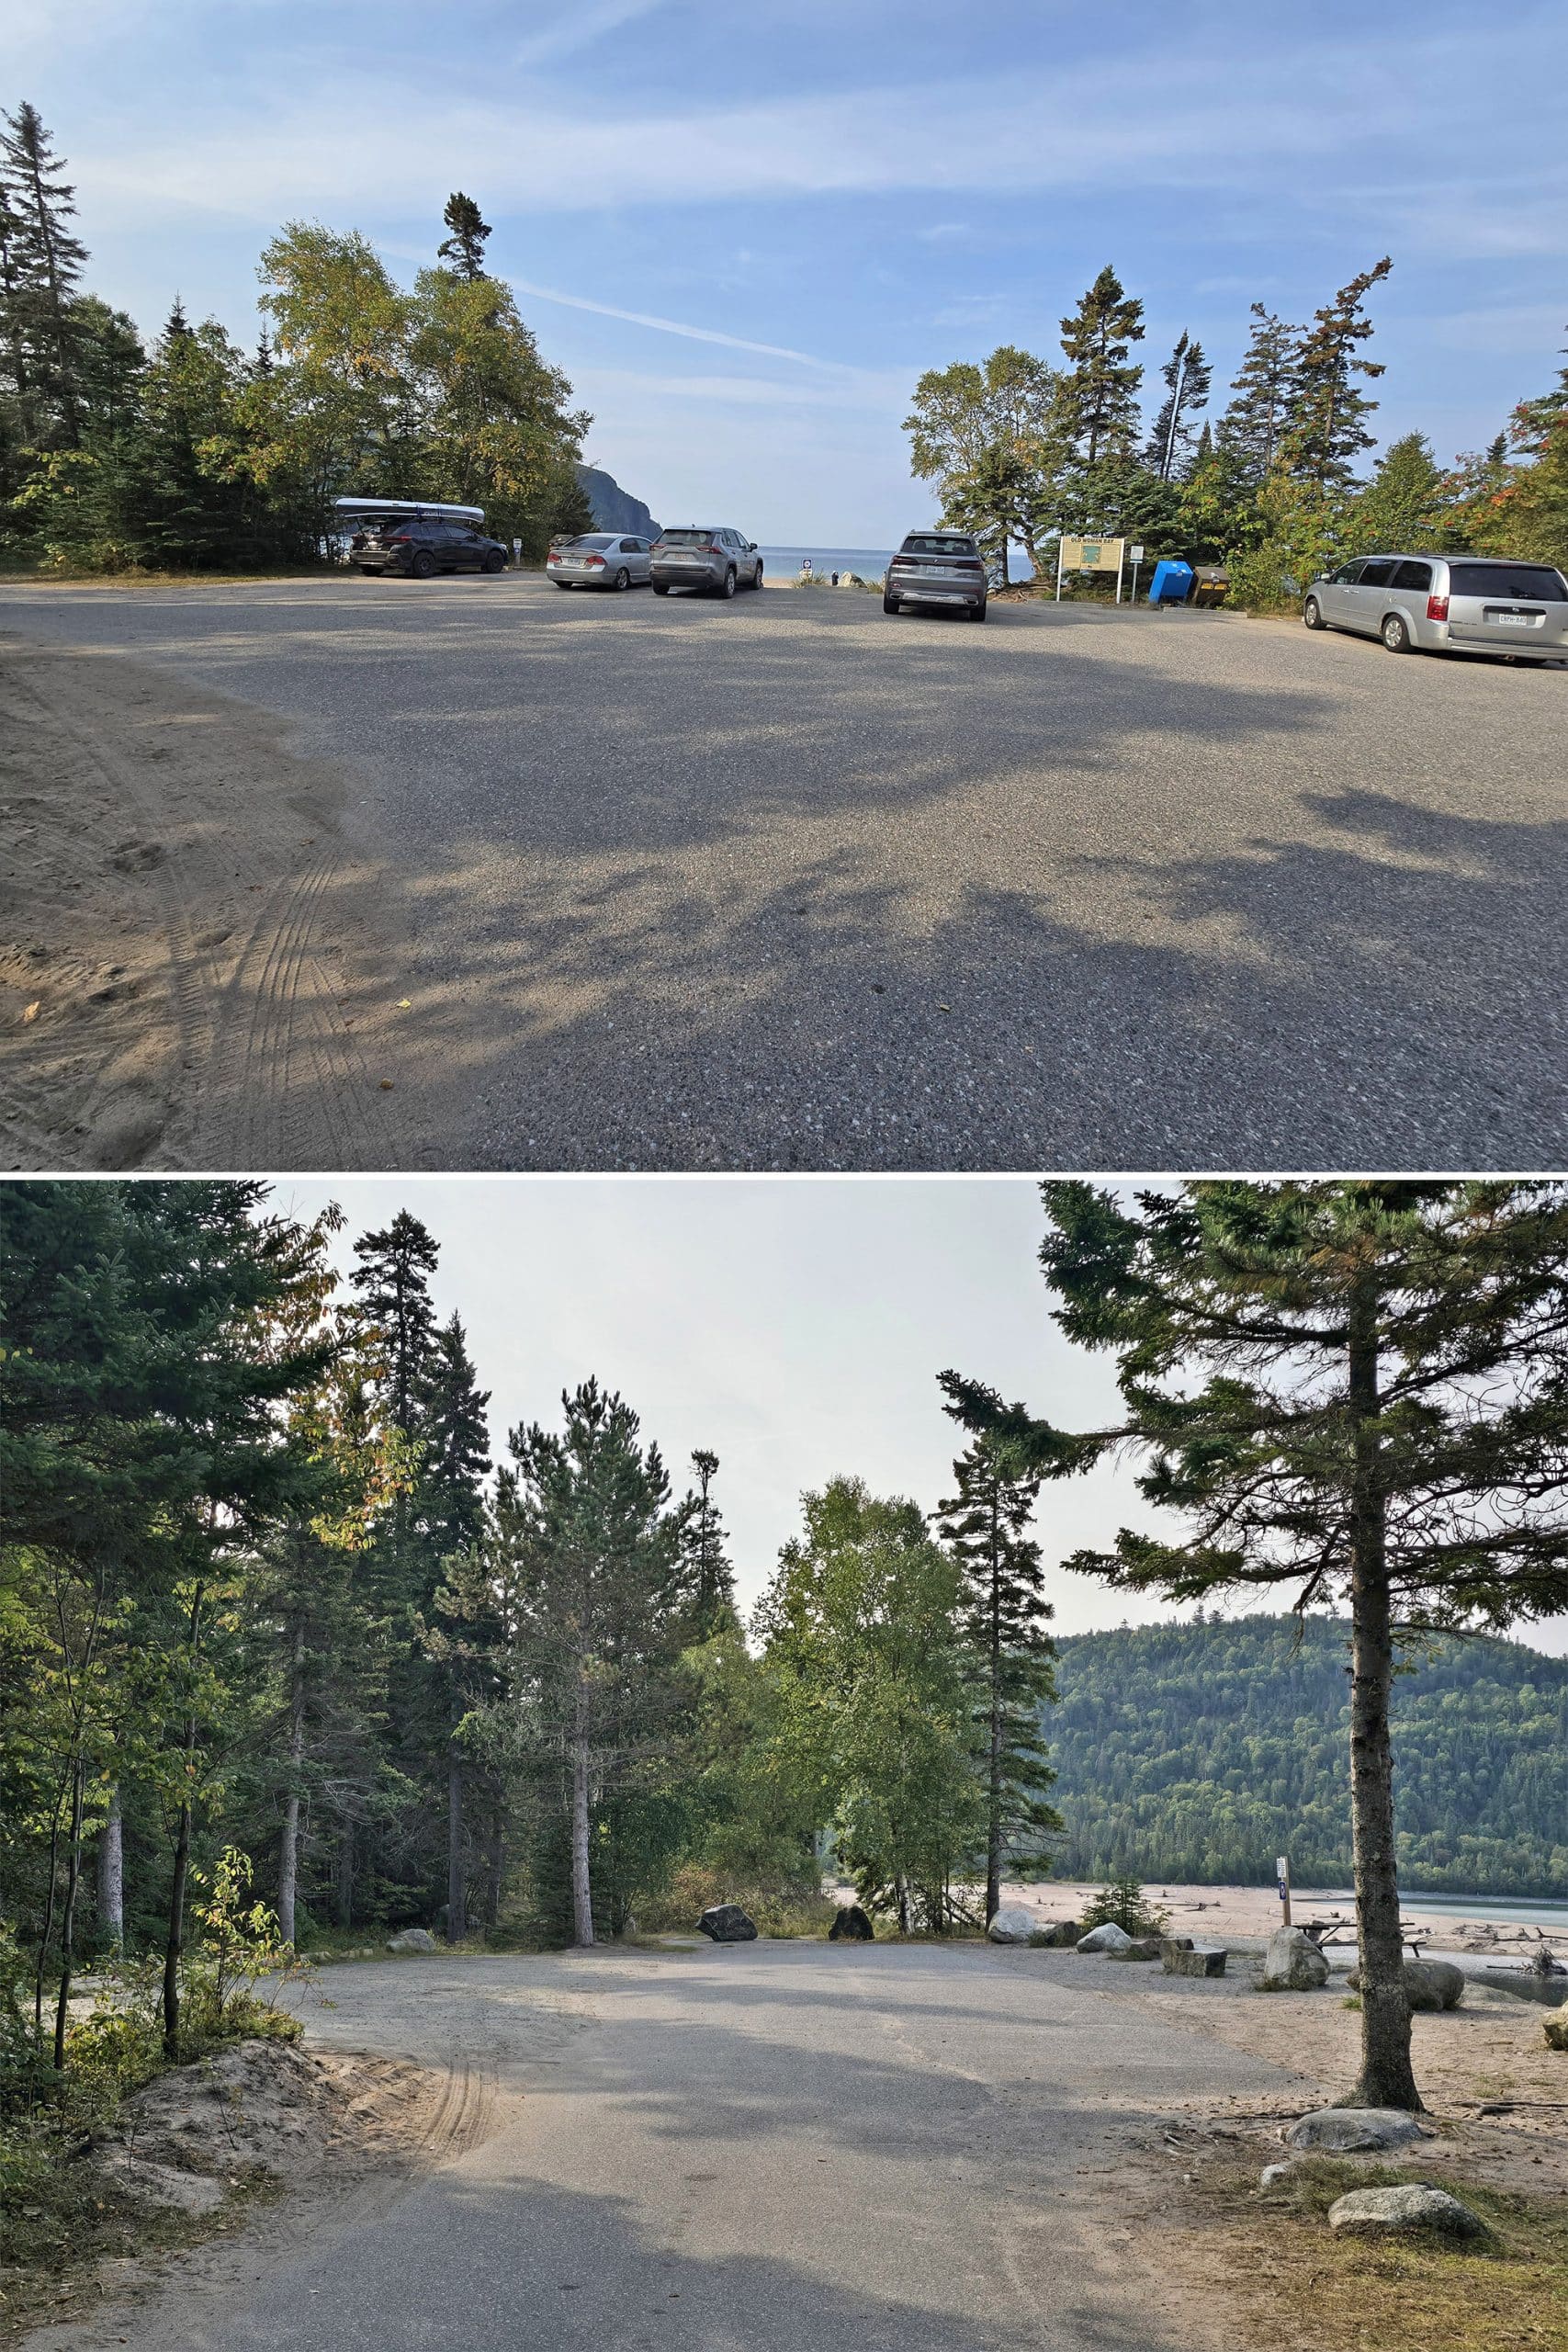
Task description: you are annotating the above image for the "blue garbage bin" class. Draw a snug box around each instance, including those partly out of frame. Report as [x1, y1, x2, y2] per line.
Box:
[1149, 560, 1194, 606]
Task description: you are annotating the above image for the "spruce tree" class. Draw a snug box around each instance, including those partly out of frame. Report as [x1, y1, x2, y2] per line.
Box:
[350, 1212, 441, 1440]
[1145, 332, 1213, 482]
[1347, 431, 1447, 555]
[1, 102, 87, 446]
[438, 192, 493, 281]
[1281, 258, 1393, 495]
[942, 1180, 1568, 2112]
[1218, 304, 1301, 487]
[1058, 266, 1145, 466]
[935, 1424, 1060, 1922]
[680, 1449, 738, 1635]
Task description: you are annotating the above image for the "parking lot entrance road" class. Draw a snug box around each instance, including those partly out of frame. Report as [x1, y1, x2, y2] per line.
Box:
[1, 575, 1563, 1170]
[32, 1938, 1297, 2352]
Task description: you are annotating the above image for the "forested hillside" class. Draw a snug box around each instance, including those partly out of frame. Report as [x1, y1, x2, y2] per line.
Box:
[1050, 1617, 1568, 1897]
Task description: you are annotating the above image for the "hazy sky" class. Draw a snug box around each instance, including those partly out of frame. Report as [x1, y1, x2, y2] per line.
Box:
[272, 1174, 1568, 1661]
[8, 0, 1566, 542]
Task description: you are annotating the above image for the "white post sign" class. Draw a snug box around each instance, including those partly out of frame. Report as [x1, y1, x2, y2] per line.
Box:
[512, 537, 522, 567]
[1129, 544, 1145, 604]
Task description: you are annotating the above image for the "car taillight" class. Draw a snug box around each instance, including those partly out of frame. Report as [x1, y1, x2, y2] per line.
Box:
[1427, 593, 1449, 621]
[583, 554, 605, 568]
[392, 531, 412, 542]
[708, 542, 724, 555]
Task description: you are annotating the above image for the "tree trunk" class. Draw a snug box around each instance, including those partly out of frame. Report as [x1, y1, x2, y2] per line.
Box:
[447, 1755, 467, 1944]
[986, 1499, 1003, 1924]
[52, 1758, 86, 2071]
[277, 1623, 305, 1945]
[97, 1785, 124, 1953]
[570, 1676, 593, 1947]
[1345, 1272, 1421, 2112]
[164, 1586, 203, 2057]
[334, 1825, 354, 1929]
[485, 1815, 504, 1930]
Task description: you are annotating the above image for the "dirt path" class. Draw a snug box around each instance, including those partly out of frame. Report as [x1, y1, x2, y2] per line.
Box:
[0, 635, 426, 1170]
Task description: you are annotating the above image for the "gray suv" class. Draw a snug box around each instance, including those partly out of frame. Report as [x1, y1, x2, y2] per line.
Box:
[651, 527, 763, 597]
[885, 531, 987, 619]
[1303, 552, 1568, 662]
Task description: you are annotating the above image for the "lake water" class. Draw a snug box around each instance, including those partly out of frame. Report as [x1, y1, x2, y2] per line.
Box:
[1320, 1889, 1568, 1933]
[760, 544, 1037, 584]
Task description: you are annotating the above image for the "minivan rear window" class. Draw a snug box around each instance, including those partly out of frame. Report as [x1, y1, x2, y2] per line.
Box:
[901, 535, 976, 555]
[660, 529, 715, 547]
[1450, 561, 1568, 601]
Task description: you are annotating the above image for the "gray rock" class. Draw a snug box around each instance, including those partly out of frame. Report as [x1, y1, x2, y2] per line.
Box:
[1543, 1998, 1568, 2052]
[1106, 1935, 1165, 1962]
[1284, 2107, 1429, 2154]
[1260, 1927, 1330, 1991]
[1031, 1919, 1082, 1948]
[1259, 2160, 1298, 2188]
[1348, 1959, 1463, 2012]
[387, 1927, 438, 1953]
[1164, 1942, 1227, 1978]
[1476, 1966, 1568, 2007]
[987, 1905, 1038, 1944]
[828, 1904, 874, 1942]
[1076, 1922, 1135, 1955]
[697, 1903, 758, 1943]
[1327, 2184, 1484, 2239]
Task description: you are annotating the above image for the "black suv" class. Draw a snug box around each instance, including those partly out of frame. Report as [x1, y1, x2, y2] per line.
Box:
[354, 517, 510, 578]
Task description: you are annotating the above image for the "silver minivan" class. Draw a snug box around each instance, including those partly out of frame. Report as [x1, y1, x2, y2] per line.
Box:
[1303, 552, 1568, 662]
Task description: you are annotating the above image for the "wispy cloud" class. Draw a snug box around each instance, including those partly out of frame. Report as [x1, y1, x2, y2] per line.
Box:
[512, 0, 668, 71]
[506, 277, 846, 370]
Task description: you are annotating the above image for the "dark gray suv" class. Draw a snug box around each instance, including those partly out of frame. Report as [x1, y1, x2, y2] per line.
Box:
[651, 527, 764, 597]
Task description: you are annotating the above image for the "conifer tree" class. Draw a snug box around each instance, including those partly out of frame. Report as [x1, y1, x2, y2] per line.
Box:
[438, 192, 493, 281]
[1281, 258, 1393, 495]
[680, 1449, 738, 1635]
[0, 102, 87, 445]
[1218, 304, 1301, 487]
[935, 1423, 1060, 1923]
[942, 1180, 1568, 2112]
[506, 1381, 684, 1946]
[1058, 266, 1145, 466]
[1145, 332, 1212, 481]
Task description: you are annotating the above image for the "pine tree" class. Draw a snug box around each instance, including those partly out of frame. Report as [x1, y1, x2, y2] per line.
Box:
[1281, 258, 1393, 495]
[0, 103, 87, 447]
[350, 1212, 441, 1440]
[935, 1425, 1060, 1922]
[438, 192, 493, 281]
[679, 1450, 738, 1636]
[1145, 333, 1213, 482]
[1218, 304, 1301, 487]
[507, 1381, 684, 1946]
[423, 1316, 491, 1559]
[1058, 266, 1145, 465]
[942, 1179, 1568, 2112]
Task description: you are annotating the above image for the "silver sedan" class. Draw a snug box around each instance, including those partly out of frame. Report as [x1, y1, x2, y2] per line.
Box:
[547, 534, 655, 591]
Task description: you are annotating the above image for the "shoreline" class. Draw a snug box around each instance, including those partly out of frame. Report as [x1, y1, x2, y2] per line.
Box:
[985, 1879, 1568, 1951]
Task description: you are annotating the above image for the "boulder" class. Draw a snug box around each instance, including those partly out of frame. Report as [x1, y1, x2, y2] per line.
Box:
[1164, 1942, 1227, 1979]
[1076, 1922, 1135, 1955]
[697, 1903, 758, 1944]
[1543, 1999, 1568, 2052]
[1260, 1927, 1329, 1991]
[1327, 2184, 1484, 2240]
[1031, 1919, 1082, 1948]
[387, 1927, 438, 1953]
[829, 1904, 875, 1943]
[987, 1905, 1038, 1945]
[1476, 1967, 1568, 2007]
[1258, 2160, 1298, 2189]
[1106, 1935, 1165, 1962]
[1284, 2108, 1429, 2154]
[1348, 1959, 1462, 2013]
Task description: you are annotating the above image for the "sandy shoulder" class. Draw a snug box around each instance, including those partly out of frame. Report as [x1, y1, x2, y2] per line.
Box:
[0, 634, 436, 1171]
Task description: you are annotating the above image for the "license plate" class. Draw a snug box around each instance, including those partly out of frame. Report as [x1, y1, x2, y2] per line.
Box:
[1487, 609, 1540, 628]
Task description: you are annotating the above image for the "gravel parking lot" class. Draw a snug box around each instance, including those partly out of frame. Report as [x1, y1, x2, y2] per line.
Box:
[2, 573, 1562, 1170]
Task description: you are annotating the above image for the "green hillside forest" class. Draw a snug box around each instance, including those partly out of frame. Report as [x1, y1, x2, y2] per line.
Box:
[1049, 1617, 1568, 1899]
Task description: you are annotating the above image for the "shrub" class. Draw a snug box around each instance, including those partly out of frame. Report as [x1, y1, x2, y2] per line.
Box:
[635, 1860, 834, 1939]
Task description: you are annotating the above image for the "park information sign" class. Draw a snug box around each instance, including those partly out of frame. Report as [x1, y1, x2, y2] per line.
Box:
[1062, 536, 1125, 573]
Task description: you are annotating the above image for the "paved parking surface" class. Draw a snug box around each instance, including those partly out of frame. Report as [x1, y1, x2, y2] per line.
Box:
[4, 573, 1563, 1169]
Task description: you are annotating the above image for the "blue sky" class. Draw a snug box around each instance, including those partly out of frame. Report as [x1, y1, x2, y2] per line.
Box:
[8, 0, 1567, 542]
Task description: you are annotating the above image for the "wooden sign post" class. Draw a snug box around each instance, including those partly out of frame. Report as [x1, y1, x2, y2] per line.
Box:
[1276, 1854, 1292, 1928]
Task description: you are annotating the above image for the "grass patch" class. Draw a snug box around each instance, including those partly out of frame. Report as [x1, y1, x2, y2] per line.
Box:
[1205, 2153, 1568, 2352]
